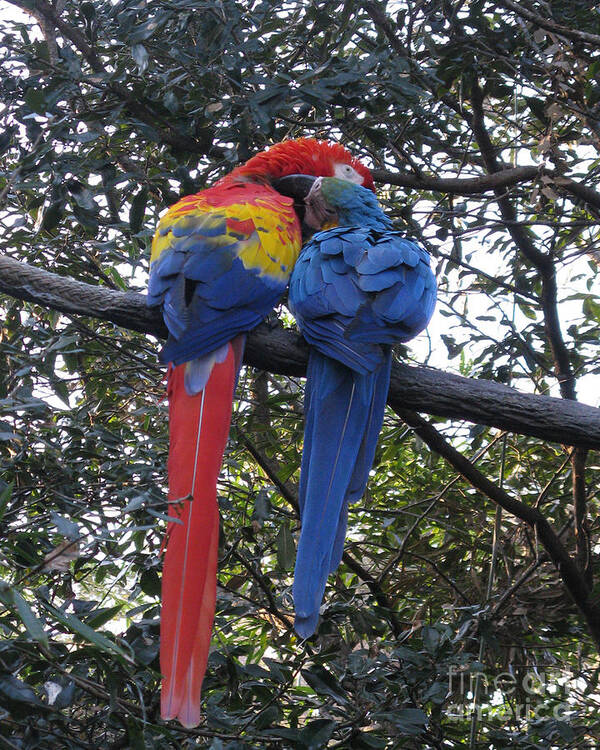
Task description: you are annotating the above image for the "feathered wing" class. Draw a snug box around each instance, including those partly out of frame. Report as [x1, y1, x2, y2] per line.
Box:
[290, 217, 436, 638]
[148, 182, 300, 366]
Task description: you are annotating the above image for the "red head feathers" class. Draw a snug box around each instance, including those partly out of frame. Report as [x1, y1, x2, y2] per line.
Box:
[230, 138, 375, 192]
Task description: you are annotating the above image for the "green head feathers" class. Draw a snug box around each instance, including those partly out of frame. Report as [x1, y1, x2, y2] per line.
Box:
[307, 177, 393, 230]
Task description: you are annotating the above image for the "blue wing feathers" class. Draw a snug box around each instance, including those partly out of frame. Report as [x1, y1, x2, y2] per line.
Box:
[160, 288, 280, 365]
[301, 318, 384, 374]
[149, 230, 286, 366]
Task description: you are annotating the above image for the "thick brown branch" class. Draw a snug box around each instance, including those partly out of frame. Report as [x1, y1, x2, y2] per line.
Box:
[373, 167, 600, 213]
[372, 166, 541, 194]
[557, 176, 600, 211]
[0, 255, 165, 337]
[391, 408, 600, 650]
[496, 0, 600, 47]
[2, 254, 600, 448]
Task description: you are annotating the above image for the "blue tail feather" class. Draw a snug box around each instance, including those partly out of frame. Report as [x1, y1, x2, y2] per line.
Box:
[326, 350, 392, 576]
[293, 351, 379, 638]
[289, 183, 437, 639]
[345, 350, 392, 506]
[328, 501, 348, 575]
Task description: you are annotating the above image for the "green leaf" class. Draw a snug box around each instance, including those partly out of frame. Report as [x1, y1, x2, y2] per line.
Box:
[525, 95, 549, 124]
[53, 681, 76, 709]
[301, 665, 348, 704]
[254, 703, 282, 729]
[423, 680, 447, 704]
[392, 708, 428, 735]
[108, 265, 128, 290]
[351, 732, 388, 748]
[422, 625, 441, 654]
[129, 188, 148, 234]
[50, 511, 80, 540]
[276, 521, 295, 570]
[140, 569, 161, 597]
[251, 488, 271, 525]
[129, 16, 166, 43]
[163, 91, 179, 113]
[25, 88, 46, 114]
[518, 302, 537, 320]
[85, 604, 124, 630]
[0, 675, 42, 706]
[147, 508, 180, 524]
[39, 201, 64, 233]
[13, 590, 49, 649]
[263, 727, 302, 741]
[45, 604, 133, 663]
[80, 2, 95, 20]
[298, 719, 336, 748]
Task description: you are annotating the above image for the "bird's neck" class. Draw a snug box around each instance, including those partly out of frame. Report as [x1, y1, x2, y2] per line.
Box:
[336, 208, 393, 231]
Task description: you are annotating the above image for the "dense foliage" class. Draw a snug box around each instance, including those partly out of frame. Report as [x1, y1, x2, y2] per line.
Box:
[1, 0, 600, 746]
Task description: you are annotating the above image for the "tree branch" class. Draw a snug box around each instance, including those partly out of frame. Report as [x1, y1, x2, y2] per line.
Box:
[471, 81, 577, 398]
[372, 165, 541, 194]
[390, 407, 600, 651]
[373, 167, 600, 213]
[2, 254, 600, 447]
[495, 0, 600, 47]
[8, 0, 218, 156]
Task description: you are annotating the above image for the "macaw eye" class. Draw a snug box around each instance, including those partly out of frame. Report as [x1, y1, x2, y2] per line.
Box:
[333, 162, 363, 184]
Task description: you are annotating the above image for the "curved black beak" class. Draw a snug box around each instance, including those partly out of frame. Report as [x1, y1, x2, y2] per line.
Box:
[272, 174, 318, 239]
[271, 174, 317, 200]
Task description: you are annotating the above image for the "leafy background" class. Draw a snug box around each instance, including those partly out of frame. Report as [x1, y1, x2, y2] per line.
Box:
[1, 0, 600, 747]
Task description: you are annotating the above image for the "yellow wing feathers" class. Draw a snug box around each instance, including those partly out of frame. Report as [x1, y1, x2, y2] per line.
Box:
[150, 186, 301, 283]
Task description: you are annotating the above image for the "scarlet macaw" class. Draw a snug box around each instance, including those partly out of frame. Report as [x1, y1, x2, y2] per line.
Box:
[288, 177, 437, 638]
[147, 140, 374, 727]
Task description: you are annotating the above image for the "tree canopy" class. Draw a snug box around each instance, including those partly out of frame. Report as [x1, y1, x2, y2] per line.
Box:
[1, 0, 600, 747]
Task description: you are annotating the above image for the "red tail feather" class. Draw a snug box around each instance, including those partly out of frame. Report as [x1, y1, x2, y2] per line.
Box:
[160, 343, 238, 726]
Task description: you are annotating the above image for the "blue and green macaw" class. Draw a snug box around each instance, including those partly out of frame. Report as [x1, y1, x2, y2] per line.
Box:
[289, 177, 437, 638]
